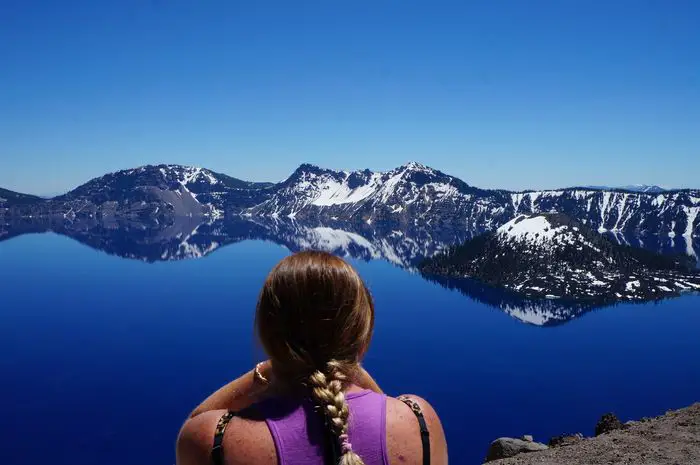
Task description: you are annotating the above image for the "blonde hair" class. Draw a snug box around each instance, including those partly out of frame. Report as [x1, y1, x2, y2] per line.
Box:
[255, 251, 374, 465]
[309, 360, 366, 465]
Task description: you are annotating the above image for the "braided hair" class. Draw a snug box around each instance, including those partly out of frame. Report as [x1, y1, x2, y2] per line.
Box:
[309, 361, 365, 465]
[255, 251, 375, 465]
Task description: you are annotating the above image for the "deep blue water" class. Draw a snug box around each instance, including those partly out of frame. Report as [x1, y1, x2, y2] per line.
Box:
[2, 233, 700, 465]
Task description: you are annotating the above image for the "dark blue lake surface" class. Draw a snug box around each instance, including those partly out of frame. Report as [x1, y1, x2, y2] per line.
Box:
[2, 231, 700, 465]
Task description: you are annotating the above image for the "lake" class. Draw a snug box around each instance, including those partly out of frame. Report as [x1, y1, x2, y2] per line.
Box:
[1, 221, 699, 465]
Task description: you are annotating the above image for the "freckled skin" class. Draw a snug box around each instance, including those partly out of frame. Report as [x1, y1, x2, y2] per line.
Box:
[177, 391, 449, 465]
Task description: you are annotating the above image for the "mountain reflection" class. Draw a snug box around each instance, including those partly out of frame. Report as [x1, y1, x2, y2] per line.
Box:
[1, 216, 697, 325]
[421, 274, 617, 326]
[0, 216, 475, 266]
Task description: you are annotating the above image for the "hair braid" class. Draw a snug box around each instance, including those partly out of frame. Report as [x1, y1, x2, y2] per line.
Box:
[309, 360, 366, 465]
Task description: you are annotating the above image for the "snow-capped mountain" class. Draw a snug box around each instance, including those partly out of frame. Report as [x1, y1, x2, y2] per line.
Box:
[1, 162, 698, 238]
[243, 162, 508, 230]
[621, 184, 667, 193]
[420, 213, 700, 302]
[65, 164, 271, 197]
[57, 164, 274, 215]
[582, 184, 667, 193]
[1, 165, 274, 219]
[243, 163, 699, 237]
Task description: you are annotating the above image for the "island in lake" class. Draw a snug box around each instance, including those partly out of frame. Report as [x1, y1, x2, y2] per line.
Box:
[419, 213, 700, 305]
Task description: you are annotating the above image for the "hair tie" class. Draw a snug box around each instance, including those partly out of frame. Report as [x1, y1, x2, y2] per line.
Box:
[339, 433, 353, 454]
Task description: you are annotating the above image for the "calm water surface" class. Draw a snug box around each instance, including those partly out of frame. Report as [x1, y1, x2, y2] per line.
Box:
[2, 233, 700, 464]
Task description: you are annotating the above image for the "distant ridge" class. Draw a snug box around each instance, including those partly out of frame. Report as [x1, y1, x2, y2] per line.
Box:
[579, 184, 668, 193]
[0, 187, 43, 204]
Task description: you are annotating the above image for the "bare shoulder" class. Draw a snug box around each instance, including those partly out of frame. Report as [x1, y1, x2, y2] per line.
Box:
[386, 395, 449, 465]
[176, 410, 223, 465]
[176, 409, 276, 465]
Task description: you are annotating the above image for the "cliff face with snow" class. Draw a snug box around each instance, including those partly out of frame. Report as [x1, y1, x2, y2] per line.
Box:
[1, 162, 698, 238]
[243, 162, 510, 233]
[510, 189, 700, 237]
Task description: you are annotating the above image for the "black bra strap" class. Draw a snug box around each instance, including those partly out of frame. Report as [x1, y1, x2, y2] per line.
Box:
[211, 411, 235, 465]
[398, 396, 431, 465]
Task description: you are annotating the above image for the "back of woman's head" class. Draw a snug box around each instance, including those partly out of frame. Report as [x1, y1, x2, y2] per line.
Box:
[255, 250, 374, 465]
[255, 250, 374, 380]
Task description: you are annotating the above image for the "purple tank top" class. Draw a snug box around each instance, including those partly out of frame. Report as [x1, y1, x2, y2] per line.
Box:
[258, 390, 390, 465]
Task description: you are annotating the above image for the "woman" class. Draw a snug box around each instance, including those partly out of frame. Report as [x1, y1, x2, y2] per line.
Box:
[177, 251, 448, 465]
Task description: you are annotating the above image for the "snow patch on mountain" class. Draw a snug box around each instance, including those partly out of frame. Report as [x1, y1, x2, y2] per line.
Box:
[310, 173, 382, 206]
[685, 206, 699, 237]
[498, 215, 565, 243]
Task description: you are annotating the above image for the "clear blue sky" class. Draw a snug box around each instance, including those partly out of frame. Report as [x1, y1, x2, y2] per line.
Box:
[1, 0, 698, 195]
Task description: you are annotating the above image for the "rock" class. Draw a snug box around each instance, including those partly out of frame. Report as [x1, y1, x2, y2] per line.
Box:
[521, 435, 534, 442]
[595, 413, 624, 436]
[485, 437, 549, 462]
[549, 433, 584, 448]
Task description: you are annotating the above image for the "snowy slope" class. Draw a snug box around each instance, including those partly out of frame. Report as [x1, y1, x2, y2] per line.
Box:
[244, 162, 510, 231]
[509, 189, 700, 237]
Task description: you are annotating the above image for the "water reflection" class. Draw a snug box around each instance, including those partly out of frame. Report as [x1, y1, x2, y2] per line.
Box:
[422, 273, 634, 326]
[2, 216, 698, 325]
[0, 216, 474, 267]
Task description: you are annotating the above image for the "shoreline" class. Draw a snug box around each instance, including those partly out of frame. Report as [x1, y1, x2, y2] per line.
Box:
[484, 402, 700, 464]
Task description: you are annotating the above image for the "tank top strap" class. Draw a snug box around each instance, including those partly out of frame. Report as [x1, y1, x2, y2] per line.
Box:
[211, 410, 236, 465]
[397, 396, 431, 465]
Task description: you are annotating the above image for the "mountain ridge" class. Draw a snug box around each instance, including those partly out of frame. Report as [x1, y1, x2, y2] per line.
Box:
[1, 162, 699, 237]
[3, 162, 694, 201]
